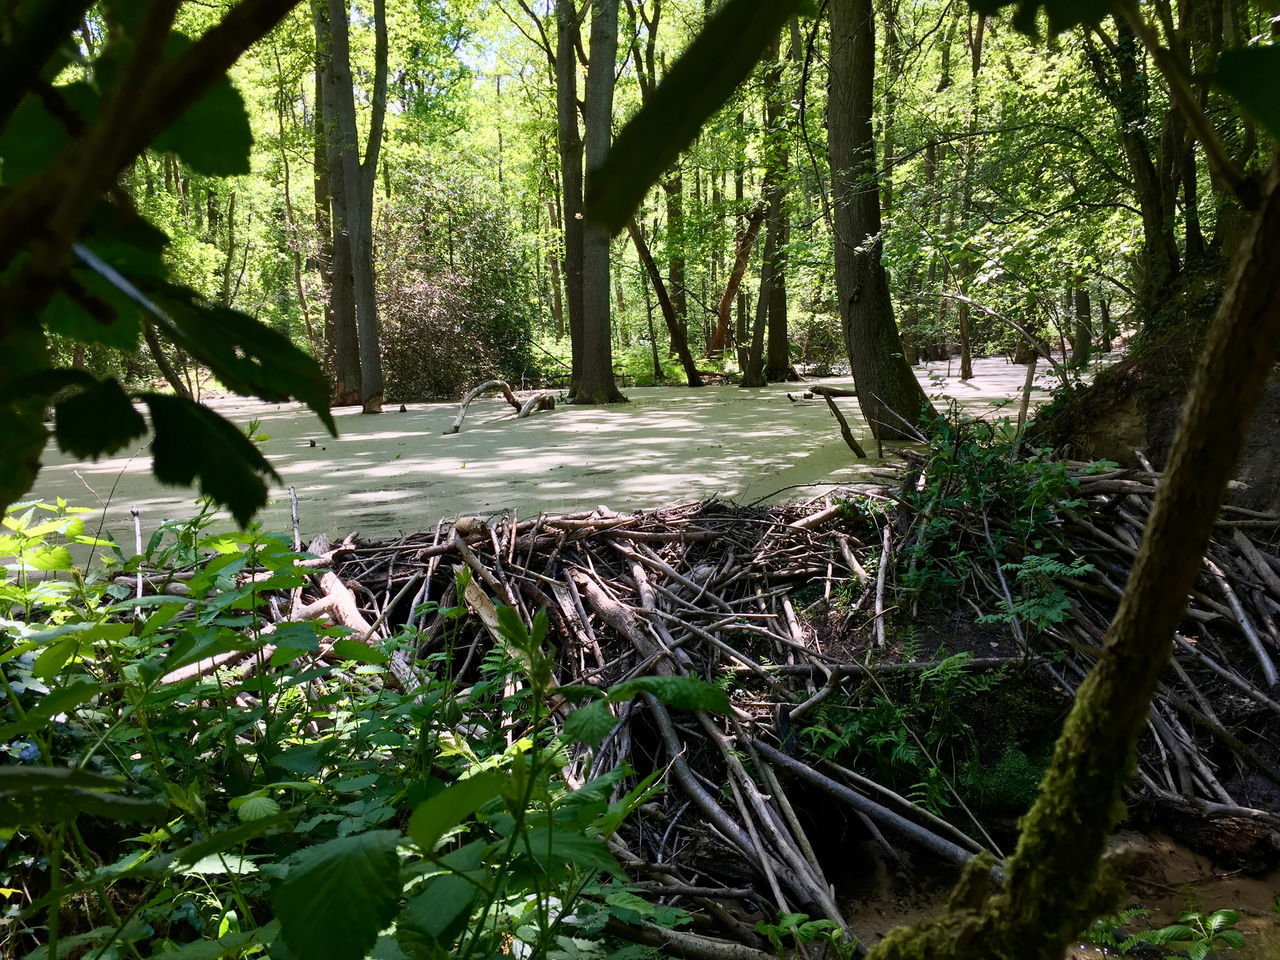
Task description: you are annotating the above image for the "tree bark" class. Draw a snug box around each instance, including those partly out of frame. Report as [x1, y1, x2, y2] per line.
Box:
[956, 12, 984, 382]
[1072, 284, 1092, 368]
[710, 201, 766, 354]
[326, 0, 388, 414]
[557, 0, 586, 392]
[869, 157, 1280, 960]
[142, 320, 192, 399]
[742, 182, 781, 387]
[574, 0, 625, 404]
[627, 218, 703, 387]
[1085, 22, 1183, 314]
[313, 0, 360, 406]
[664, 167, 688, 351]
[764, 33, 796, 383]
[828, 0, 935, 440]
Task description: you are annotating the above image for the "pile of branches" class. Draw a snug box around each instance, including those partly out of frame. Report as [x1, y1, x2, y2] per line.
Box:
[163, 466, 1280, 956]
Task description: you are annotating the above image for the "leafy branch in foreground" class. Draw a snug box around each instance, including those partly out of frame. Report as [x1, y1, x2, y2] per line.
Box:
[0, 0, 332, 525]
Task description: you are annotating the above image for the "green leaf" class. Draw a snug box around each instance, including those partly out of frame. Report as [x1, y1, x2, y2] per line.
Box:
[142, 392, 278, 527]
[54, 377, 146, 459]
[563, 700, 618, 747]
[175, 814, 293, 867]
[147, 284, 334, 433]
[397, 874, 476, 953]
[136, 922, 278, 959]
[331, 638, 388, 664]
[32, 635, 80, 680]
[0, 767, 166, 827]
[522, 826, 624, 878]
[273, 830, 402, 960]
[20, 919, 149, 960]
[181, 853, 259, 876]
[152, 35, 252, 176]
[608, 675, 730, 713]
[236, 796, 281, 822]
[14, 544, 73, 571]
[0, 680, 100, 741]
[407, 770, 505, 852]
[0, 84, 98, 185]
[1215, 46, 1280, 140]
[586, 0, 808, 232]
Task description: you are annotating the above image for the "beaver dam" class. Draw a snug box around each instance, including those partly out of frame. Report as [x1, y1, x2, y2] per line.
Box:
[149, 446, 1280, 957]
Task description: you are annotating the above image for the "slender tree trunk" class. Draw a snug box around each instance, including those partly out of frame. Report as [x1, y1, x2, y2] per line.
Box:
[764, 32, 797, 383]
[557, 0, 585, 392]
[545, 200, 565, 338]
[664, 167, 687, 351]
[275, 43, 316, 355]
[627, 218, 703, 386]
[219, 191, 236, 307]
[639, 261, 661, 381]
[710, 201, 767, 353]
[313, 0, 360, 406]
[143, 320, 192, 399]
[1100, 297, 1113, 352]
[743, 183, 781, 387]
[829, 0, 935, 439]
[574, 0, 624, 404]
[326, 0, 388, 414]
[956, 12, 984, 381]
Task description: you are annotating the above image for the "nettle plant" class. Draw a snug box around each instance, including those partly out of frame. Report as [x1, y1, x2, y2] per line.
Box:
[0, 500, 727, 960]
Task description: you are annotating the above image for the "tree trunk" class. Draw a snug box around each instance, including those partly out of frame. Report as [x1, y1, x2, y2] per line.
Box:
[664, 167, 687, 351]
[326, 0, 387, 414]
[313, 0, 360, 406]
[829, 0, 935, 440]
[956, 12, 984, 381]
[574, 0, 624, 404]
[710, 201, 767, 354]
[1100, 297, 1113, 352]
[1072, 284, 1092, 368]
[1086, 23, 1182, 314]
[557, 0, 585, 393]
[142, 320, 192, 399]
[627, 218, 703, 387]
[545, 200, 565, 339]
[869, 158, 1280, 960]
[742, 183, 780, 388]
[764, 33, 796, 383]
[219, 191, 236, 307]
[275, 43, 316, 355]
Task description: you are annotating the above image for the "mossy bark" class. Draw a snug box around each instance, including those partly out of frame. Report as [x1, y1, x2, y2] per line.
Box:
[867, 160, 1280, 959]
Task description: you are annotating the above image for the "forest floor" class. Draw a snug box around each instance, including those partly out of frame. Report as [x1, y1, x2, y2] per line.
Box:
[31, 355, 1065, 545]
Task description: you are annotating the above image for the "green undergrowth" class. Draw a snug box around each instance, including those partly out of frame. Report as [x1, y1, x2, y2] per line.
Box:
[797, 410, 1094, 829]
[0, 498, 728, 960]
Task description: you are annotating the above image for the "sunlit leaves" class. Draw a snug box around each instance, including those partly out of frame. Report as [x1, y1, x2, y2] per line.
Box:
[587, 0, 811, 232]
[153, 35, 254, 177]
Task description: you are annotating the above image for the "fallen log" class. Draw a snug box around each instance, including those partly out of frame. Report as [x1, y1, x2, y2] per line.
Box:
[444, 380, 555, 434]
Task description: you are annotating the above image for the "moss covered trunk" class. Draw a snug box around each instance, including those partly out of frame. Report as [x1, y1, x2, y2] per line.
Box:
[868, 159, 1280, 959]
